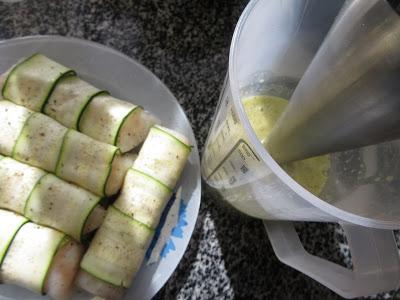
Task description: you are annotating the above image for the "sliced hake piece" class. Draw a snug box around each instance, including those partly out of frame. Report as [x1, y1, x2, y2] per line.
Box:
[75, 269, 126, 300]
[44, 238, 84, 299]
[0, 210, 28, 266]
[80, 206, 154, 288]
[13, 112, 67, 172]
[56, 130, 119, 196]
[0, 100, 32, 156]
[82, 205, 107, 236]
[79, 94, 157, 153]
[25, 173, 102, 241]
[2, 53, 75, 111]
[134, 125, 192, 189]
[114, 168, 172, 228]
[105, 152, 137, 197]
[44, 75, 106, 129]
[0, 223, 66, 294]
[0, 157, 46, 214]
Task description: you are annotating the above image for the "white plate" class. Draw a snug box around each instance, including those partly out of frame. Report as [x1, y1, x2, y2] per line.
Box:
[0, 36, 201, 300]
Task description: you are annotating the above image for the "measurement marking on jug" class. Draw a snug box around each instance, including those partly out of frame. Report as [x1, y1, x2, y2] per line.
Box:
[231, 108, 239, 124]
[222, 166, 229, 176]
[206, 139, 260, 182]
[229, 160, 236, 171]
[243, 145, 253, 158]
[216, 138, 221, 149]
[238, 149, 246, 161]
[226, 120, 231, 133]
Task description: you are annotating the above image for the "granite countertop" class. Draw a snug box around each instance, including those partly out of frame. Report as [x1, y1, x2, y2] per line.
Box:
[0, 1, 398, 299]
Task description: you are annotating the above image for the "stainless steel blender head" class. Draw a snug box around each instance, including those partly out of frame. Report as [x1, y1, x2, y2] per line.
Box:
[266, 0, 400, 163]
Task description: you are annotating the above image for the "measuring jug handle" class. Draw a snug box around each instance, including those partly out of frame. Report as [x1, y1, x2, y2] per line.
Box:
[264, 221, 400, 298]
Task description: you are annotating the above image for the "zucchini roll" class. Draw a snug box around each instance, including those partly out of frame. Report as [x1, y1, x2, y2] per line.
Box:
[0, 210, 83, 299]
[1, 54, 75, 112]
[77, 126, 191, 299]
[0, 156, 105, 241]
[78, 94, 158, 153]
[0, 100, 135, 197]
[1, 53, 157, 153]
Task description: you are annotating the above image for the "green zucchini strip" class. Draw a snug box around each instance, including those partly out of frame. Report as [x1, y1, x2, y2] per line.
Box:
[2, 53, 76, 112]
[80, 205, 154, 288]
[25, 173, 102, 241]
[0, 100, 32, 157]
[0, 222, 66, 294]
[0, 157, 46, 214]
[43, 75, 108, 129]
[79, 94, 156, 153]
[55, 129, 119, 196]
[133, 125, 192, 189]
[0, 210, 28, 266]
[13, 112, 67, 172]
[114, 168, 173, 228]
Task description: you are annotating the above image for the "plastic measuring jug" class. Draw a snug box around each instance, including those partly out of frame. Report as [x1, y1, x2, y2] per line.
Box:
[201, 0, 400, 297]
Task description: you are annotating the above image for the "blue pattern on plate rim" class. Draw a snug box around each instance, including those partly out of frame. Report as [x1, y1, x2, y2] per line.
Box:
[146, 193, 188, 262]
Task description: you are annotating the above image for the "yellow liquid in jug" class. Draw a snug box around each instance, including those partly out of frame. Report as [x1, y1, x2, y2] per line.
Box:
[242, 95, 330, 196]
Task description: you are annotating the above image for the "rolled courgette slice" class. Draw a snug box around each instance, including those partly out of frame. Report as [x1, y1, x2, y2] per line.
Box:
[2, 53, 157, 153]
[114, 168, 172, 229]
[56, 130, 119, 196]
[80, 205, 154, 288]
[79, 126, 191, 294]
[0, 157, 104, 240]
[0, 222, 66, 294]
[25, 173, 102, 241]
[134, 125, 192, 189]
[3, 101, 125, 196]
[0, 210, 28, 266]
[13, 112, 68, 172]
[79, 94, 156, 153]
[0, 100, 32, 156]
[2, 53, 76, 111]
[43, 75, 107, 129]
[0, 157, 46, 214]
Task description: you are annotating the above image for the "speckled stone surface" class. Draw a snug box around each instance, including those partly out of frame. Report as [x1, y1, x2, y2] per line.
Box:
[0, 1, 398, 299]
